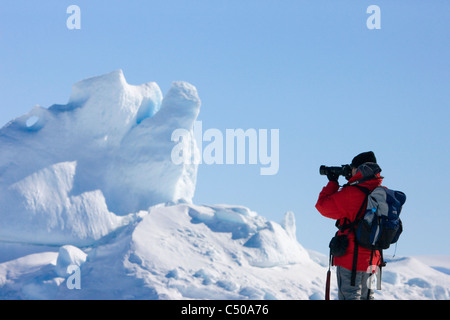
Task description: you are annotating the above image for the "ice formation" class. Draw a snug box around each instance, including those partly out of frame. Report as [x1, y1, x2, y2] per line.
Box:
[0, 70, 200, 245]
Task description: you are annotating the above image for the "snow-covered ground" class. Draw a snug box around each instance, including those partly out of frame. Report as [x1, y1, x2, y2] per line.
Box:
[0, 71, 448, 300]
[0, 202, 448, 300]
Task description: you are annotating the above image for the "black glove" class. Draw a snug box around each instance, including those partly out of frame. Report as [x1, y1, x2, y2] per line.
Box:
[327, 172, 339, 182]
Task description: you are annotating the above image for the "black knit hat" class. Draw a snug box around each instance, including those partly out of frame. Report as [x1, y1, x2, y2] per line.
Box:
[351, 151, 377, 168]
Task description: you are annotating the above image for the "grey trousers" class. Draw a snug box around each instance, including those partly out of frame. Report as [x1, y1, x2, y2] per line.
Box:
[336, 266, 374, 300]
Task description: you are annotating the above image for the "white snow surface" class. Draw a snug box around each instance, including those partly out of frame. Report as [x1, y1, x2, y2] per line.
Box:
[0, 71, 448, 299]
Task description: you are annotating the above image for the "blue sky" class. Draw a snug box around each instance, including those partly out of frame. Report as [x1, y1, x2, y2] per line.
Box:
[1, 1, 449, 256]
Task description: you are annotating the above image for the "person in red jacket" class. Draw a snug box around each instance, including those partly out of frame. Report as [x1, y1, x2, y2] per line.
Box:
[316, 151, 382, 300]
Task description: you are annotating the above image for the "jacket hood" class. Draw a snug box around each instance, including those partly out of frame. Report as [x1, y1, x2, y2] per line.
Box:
[347, 162, 383, 188]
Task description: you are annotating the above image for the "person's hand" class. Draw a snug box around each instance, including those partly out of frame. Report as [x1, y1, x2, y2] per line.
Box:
[327, 172, 339, 182]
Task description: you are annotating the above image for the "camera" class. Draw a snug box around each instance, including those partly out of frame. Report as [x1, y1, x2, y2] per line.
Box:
[319, 164, 352, 180]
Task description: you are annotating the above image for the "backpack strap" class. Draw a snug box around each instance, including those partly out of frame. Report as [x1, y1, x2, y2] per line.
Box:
[349, 186, 370, 287]
[334, 185, 372, 287]
[353, 185, 370, 196]
[336, 186, 370, 233]
[351, 239, 359, 286]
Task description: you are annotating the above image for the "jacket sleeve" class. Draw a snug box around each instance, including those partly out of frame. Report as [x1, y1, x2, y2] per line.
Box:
[316, 183, 365, 221]
[315, 181, 346, 220]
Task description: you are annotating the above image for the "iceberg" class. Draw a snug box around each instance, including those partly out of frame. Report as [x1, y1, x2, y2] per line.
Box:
[0, 70, 200, 245]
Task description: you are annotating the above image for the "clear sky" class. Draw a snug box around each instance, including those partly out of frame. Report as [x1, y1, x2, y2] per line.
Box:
[1, 1, 449, 256]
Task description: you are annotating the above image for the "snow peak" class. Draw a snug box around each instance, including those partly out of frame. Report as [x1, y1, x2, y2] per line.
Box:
[181, 304, 215, 317]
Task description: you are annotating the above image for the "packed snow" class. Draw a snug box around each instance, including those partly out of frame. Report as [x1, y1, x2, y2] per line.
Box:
[0, 71, 448, 300]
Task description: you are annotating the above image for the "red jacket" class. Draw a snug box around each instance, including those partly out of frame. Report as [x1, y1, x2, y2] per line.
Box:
[315, 172, 382, 271]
